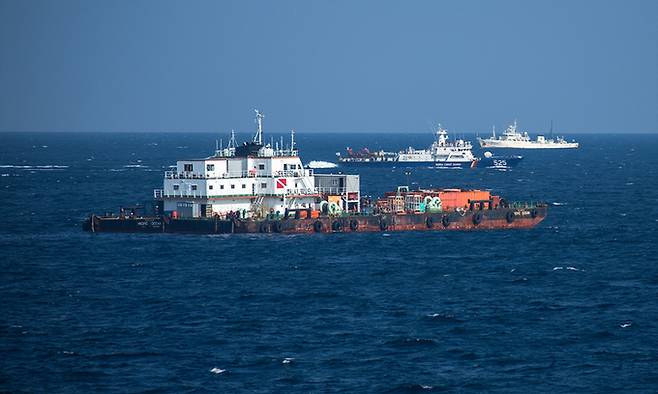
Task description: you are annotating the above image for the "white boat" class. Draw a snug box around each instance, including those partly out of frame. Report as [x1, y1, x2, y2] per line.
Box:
[478, 121, 579, 149]
[395, 125, 477, 168]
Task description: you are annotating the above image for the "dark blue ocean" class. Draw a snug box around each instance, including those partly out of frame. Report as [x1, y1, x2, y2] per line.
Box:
[1, 132, 658, 393]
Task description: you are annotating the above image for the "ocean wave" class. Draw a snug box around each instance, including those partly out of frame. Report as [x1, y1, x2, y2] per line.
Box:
[306, 160, 338, 169]
[385, 383, 441, 392]
[425, 312, 463, 323]
[0, 164, 69, 169]
[282, 357, 294, 364]
[385, 337, 437, 347]
[210, 367, 226, 374]
[553, 266, 583, 271]
[123, 164, 149, 168]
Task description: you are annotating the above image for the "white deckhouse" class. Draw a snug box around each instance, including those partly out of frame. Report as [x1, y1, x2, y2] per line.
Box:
[155, 110, 359, 218]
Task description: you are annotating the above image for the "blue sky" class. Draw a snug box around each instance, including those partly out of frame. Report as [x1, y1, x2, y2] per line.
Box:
[0, 0, 656, 133]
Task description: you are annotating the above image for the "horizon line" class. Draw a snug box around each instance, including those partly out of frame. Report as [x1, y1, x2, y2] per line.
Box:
[1, 130, 658, 135]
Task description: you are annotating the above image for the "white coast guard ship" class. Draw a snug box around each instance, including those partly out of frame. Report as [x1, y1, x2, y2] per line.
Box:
[154, 110, 360, 219]
[478, 121, 579, 149]
[395, 125, 477, 167]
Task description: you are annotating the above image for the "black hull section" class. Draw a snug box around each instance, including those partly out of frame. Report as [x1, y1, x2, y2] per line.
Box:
[83, 206, 547, 235]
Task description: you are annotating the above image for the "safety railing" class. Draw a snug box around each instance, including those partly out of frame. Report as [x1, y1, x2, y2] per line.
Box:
[165, 169, 312, 180]
[316, 187, 346, 195]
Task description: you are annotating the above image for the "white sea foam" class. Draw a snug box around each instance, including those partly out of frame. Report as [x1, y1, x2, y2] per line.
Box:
[210, 367, 226, 374]
[307, 160, 338, 169]
[553, 266, 564, 270]
[1, 174, 9, 177]
[566, 266, 581, 271]
[620, 322, 632, 328]
[123, 164, 149, 168]
[551, 202, 567, 206]
[282, 357, 294, 364]
[0, 164, 68, 169]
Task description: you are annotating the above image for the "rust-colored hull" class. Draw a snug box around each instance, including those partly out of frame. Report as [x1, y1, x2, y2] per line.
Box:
[83, 206, 547, 234]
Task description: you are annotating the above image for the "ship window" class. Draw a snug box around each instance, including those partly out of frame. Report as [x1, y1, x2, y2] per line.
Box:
[290, 164, 296, 170]
[242, 184, 246, 189]
[220, 185, 224, 190]
[284, 164, 288, 170]
[258, 164, 265, 170]
[191, 185, 197, 191]
[231, 184, 235, 189]
[173, 185, 180, 190]
[295, 183, 298, 188]
[206, 164, 214, 171]
[184, 164, 193, 172]
[209, 185, 213, 190]
[261, 183, 267, 188]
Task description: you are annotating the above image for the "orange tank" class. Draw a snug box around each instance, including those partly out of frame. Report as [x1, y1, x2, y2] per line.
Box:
[438, 190, 491, 211]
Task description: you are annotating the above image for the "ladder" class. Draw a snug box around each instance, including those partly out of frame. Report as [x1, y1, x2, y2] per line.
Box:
[251, 195, 265, 218]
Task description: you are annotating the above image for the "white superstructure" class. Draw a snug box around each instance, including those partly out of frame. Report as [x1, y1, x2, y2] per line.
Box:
[154, 110, 360, 218]
[478, 121, 579, 149]
[396, 125, 477, 166]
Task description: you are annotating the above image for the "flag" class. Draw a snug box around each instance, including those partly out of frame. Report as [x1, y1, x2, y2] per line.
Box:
[276, 178, 287, 189]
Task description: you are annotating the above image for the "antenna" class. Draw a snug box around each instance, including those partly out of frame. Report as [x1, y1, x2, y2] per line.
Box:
[228, 129, 237, 150]
[550, 120, 554, 138]
[290, 129, 295, 151]
[253, 109, 264, 145]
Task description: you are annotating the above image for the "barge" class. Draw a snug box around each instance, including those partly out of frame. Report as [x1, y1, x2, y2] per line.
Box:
[83, 111, 546, 234]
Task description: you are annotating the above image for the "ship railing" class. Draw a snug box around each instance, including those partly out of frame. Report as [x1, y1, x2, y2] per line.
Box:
[165, 170, 309, 180]
[274, 170, 305, 177]
[262, 148, 299, 157]
[507, 201, 541, 209]
[316, 187, 346, 195]
[153, 189, 164, 199]
[162, 190, 206, 198]
[285, 188, 320, 196]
